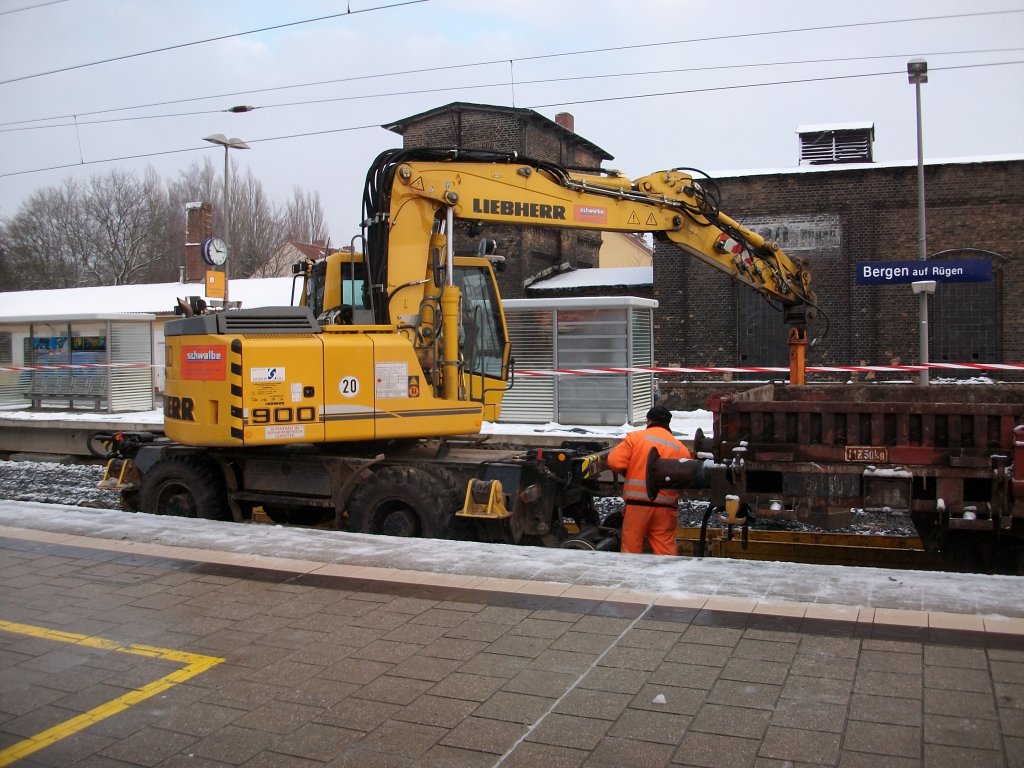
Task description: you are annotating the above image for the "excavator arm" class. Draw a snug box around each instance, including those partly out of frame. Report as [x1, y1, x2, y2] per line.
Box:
[362, 148, 816, 383]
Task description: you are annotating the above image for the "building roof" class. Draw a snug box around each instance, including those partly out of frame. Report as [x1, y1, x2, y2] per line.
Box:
[382, 101, 614, 162]
[528, 266, 653, 291]
[0, 277, 297, 321]
[796, 122, 875, 134]
[709, 152, 1024, 180]
[283, 240, 336, 261]
[504, 295, 657, 310]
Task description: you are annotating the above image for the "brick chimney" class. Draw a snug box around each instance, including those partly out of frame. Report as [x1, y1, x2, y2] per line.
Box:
[555, 112, 575, 133]
[184, 201, 213, 283]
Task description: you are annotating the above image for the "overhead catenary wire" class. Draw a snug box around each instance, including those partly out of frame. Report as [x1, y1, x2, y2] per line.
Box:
[0, 0, 69, 16]
[1, 7, 1021, 126]
[526, 59, 1024, 110]
[0, 57, 1020, 181]
[1, 52, 1020, 136]
[0, 0, 431, 86]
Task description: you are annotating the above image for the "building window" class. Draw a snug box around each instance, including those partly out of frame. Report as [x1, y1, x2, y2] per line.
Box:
[931, 281, 999, 370]
[0, 332, 11, 364]
[737, 288, 788, 371]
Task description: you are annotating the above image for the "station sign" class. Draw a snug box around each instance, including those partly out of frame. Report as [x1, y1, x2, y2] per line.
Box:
[856, 258, 992, 286]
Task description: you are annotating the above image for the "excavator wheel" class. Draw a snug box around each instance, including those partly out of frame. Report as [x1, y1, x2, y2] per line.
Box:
[347, 465, 460, 539]
[139, 455, 230, 521]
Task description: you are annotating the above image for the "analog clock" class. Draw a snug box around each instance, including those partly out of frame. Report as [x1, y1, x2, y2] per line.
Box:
[201, 237, 228, 266]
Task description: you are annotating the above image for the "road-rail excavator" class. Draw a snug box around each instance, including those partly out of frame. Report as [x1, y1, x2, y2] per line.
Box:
[101, 148, 817, 547]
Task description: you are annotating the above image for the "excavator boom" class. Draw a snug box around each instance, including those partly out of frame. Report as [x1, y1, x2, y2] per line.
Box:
[362, 148, 816, 382]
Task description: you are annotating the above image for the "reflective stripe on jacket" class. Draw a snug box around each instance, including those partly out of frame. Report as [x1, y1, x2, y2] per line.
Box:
[607, 425, 691, 507]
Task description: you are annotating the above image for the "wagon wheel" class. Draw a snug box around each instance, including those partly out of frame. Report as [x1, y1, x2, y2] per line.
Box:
[139, 456, 230, 521]
[347, 465, 460, 539]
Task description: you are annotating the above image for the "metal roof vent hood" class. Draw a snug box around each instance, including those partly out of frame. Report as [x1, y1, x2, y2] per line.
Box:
[797, 122, 875, 165]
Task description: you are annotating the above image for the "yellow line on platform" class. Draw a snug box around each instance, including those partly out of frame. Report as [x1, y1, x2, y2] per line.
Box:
[0, 620, 224, 766]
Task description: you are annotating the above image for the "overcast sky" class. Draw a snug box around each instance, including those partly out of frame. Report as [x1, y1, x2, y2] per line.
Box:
[1, 0, 1021, 244]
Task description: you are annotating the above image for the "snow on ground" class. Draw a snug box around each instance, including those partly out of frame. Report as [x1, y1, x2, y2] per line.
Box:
[1, 403, 1018, 621]
[1, 500, 1021, 620]
[0, 406, 713, 442]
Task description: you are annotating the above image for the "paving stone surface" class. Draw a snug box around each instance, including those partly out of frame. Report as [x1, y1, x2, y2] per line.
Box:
[1, 535, 1022, 768]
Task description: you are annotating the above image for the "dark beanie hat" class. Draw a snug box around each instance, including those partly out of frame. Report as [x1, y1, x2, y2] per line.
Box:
[646, 405, 672, 425]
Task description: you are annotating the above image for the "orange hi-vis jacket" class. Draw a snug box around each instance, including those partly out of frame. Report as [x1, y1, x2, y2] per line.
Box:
[607, 425, 692, 508]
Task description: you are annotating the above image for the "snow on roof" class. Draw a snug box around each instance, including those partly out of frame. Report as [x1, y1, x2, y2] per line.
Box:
[796, 122, 875, 133]
[504, 295, 657, 310]
[708, 152, 1024, 179]
[528, 266, 652, 291]
[0, 277, 297, 321]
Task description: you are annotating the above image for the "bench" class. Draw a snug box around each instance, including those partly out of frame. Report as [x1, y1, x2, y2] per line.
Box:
[24, 372, 108, 410]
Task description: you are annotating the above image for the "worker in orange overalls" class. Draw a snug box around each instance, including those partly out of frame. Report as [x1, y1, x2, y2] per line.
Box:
[607, 405, 691, 555]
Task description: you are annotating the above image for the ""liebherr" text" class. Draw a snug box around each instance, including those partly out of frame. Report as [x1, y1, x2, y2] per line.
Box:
[472, 199, 566, 220]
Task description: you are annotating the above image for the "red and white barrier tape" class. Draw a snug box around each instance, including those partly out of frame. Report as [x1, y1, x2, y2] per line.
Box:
[1, 361, 1022, 377]
[0, 362, 153, 373]
[515, 362, 1024, 377]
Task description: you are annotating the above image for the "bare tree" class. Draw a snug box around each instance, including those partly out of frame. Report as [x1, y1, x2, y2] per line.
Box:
[80, 168, 166, 285]
[281, 187, 328, 245]
[0, 159, 329, 289]
[147, 158, 223, 283]
[2, 179, 91, 289]
[234, 168, 283, 278]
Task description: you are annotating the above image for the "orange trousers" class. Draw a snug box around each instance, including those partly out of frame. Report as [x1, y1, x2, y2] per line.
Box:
[620, 503, 678, 555]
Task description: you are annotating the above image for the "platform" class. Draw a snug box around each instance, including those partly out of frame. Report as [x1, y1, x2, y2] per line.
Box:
[1, 503, 1022, 767]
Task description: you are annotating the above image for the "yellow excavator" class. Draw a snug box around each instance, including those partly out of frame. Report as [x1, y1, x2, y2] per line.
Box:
[103, 148, 816, 543]
[162, 148, 815, 449]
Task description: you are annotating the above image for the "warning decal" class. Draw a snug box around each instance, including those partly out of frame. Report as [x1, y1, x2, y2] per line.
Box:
[375, 362, 409, 399]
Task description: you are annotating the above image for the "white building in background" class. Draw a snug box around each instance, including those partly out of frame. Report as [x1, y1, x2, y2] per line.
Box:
[0, 268, 655, 423]
[0, 277, 296, 408]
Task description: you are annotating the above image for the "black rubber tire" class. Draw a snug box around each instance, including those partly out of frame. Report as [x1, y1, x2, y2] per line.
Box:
[347, 465, 459, 539]
[120, 490, 140, 512]
[139, 456, 230, 521]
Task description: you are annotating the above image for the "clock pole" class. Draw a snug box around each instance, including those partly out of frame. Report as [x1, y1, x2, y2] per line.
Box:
[203, 134, 250, 306]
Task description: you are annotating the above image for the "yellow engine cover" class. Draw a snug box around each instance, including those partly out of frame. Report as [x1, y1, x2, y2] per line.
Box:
[163, 326, 484, 447]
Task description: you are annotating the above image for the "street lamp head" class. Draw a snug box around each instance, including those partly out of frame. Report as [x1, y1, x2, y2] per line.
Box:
[203, 133, 250, 150]
[907, 59, 928, 85]
[911, 280, 937, 295]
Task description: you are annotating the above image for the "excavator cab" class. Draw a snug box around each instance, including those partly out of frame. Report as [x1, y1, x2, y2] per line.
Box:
[295, 251, 372, 325]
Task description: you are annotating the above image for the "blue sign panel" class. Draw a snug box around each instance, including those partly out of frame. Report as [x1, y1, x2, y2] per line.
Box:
[856, 259, 993, 286]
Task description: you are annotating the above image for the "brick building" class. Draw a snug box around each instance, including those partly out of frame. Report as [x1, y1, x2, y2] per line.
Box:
[383, 102, 613, 299]
[657, 157, 1024, 375]
[384, 103, 1023, 376]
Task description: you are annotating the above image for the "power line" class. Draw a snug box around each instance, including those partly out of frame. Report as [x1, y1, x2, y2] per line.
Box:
[525, 59, 1024, 110]
[0, 124, 383, 178]
[0, 108, 230, 134]
[0, 0, 69, 16]
[2, 59, 1019, 181]
[0, 0, 429, 86]
[2, 8, 1020, 126]
[513, 9, 1024, 65]
[1, 47, 1019, 135]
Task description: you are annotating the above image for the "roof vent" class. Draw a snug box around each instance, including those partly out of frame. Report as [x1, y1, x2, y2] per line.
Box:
[797, 122, 874, 165]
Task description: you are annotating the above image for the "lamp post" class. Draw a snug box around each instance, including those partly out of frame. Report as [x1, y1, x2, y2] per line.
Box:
[203, 133, 250, 304]
[907, 59, 929, 384]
